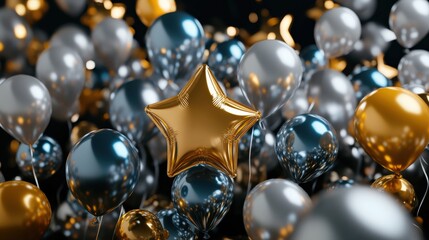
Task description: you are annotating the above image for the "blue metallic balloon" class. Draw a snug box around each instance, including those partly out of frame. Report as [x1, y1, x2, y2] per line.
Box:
[300, 45, 327, 81]
[275, 114, 338, 183]
[16, 135, 63, 179]
[329, 178, 355, 190]
[146, 12, 205, 81]
[157, 208, 196, 240]
[66, 129, 139, 216]
[207, 39, 246, 88]
[172, 164, 234, 236]
[350, 67, 392, 102]
[239, 123, 265, 161]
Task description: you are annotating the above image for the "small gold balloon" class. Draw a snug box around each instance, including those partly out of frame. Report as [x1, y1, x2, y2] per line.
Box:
[70, 121, 98, 145]
[115, 209, 168, 240]
[0, 180, 52, 240]
[6, 0, 48, 24]
[136, 0, 176, 26]
[371, 174, 416, 211]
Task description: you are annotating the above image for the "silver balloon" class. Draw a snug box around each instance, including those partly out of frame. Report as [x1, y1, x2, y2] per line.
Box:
[335, 0, 377, 20]
[306, 69, 357, 133]
[352, 23, 396, 60]
[282, 87, 309, 120]
[16, 135, 62, 179]
[92, 17, 133, 70]
[55, 0, 86, 17]
[109, 79, 163, 142]
[50, 25, 94, 63]
[398, 50, 429, 90]
[237, 40, 303, 118]
[255, 130, 278, 172]
[239, 123, 265, 160]
[0, 75, 52, 145]
[172, 164, 234, 236]
[402, 83, 426, 94]
[389, 0, 429, 49]
[157, 209, 196, 240]
[290, 186, 423, 240]
[299, 45, 327, 81]
[243, 179, 312, 240]
[276, 114, 339, 183]
[36, 46, 85, 121]
[314, 7, 361, 58]
[146, 12, 205, 81]
[0, 8, 32, 58]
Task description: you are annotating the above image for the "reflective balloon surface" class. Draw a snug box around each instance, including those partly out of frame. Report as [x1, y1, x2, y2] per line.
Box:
[255, 130, 278, 172]
[66, 129, 140, 216]
[110, 79, 163, 142]
[0, 181, 51, 240]
[50, 24, 94, 63]
[55, 0, 86, 16]
[0, 8, 32, 58]
[290, 187, 423, 240]
[372, 174, 416, 211]
[0, 74, 52, 145]
[146, 12, 205, 81]
[243, 179, 312, 240]
[237, 40, 303, 118]
[314, 7, 361, 58]
[115, 209, 168, 240]
[350, 67, 392, 102]
[239, 123, 265, 160]
[389, 0, 429, 48]
[282, 87, 309, 120]
[335, 0, 377, 20]
[306, 69, 357, 133]
[352, 23, 396, 60]
[398, 50, 429, 91]
[36, 46, 85, 120]
[172, 164, 234, 234]
[207, 39, 246, 88]
[354, 87, 429, 173]
[136, 0, 176, 26]
[299, 44, 327, 81]
[276, 114, 338, 183]
[157, 208, 196, 240]
[16, 135, 63, 179]
[92, 17, 133, 70]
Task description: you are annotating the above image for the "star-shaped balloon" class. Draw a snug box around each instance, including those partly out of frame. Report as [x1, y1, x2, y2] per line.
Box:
[145, 65, 260, 177]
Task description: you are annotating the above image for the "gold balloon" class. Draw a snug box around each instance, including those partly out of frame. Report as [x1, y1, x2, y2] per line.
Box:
[136, 0, 176, 26]
[115, 209, 168, 240]
[145, 65, 260, 177]
[6, 0, 48, 24]
[371, 174, 416, 211]
[0, 180, 52, 240]
[354, 87, 429, 173]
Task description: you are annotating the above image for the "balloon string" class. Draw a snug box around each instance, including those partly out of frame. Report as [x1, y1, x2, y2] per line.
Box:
[29, 145, 40, 188]
[95, 215, 103, 240]
[307, 101, 315, 113]
[417, 156, 429, 217]
[83, 216, 89, 240]
[246, 126, 255, 195]
[112, 206, 125, 240]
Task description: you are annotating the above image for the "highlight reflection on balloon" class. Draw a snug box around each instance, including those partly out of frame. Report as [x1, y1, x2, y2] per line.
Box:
[115, 209, 168, 240]
[350, 67, 392, 102]
[398, 50, 429, 91]
[372, 174, 416, 211]
[157, 208, 196, 240]
[0, 8, 32, 58]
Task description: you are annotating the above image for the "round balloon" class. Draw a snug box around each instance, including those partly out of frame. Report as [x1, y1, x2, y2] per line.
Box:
[389, 0, 429, 49]
[0, 75, 52, 145]
[290, 186, 423, 240]
[351, 23, 396, 60]
[335, 0, 377, 20]
[398, 50, 429, 91]
[350, 67, 392, 102]
[282, 87, 309, 120]
[16, 135, 63, 179]
[354, 87, 429, 173]
[115, 209, 168, 240]
[0, 181, 51, 240]
[66, 129, 140, 216]
[157, 208, 196, 240]
[55, 0, 86, 16]
[314, 7, 361, 58]
[306, 69, 357, 133]
[237, 40, 303, 118]
[36, 46, 85, 121]
[0, 8, 32, 58]
[172, 164, 234, 236]
[146, 12, 205, 81]
[136, 0, 176, 26]
[109, 79, 163, 143]
[276, 114, 339, 183]
[92, 17, 133, 70]
[299, 44, 327, 81]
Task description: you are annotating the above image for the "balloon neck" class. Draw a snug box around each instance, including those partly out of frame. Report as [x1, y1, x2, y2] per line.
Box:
[393, 172, 402, 179]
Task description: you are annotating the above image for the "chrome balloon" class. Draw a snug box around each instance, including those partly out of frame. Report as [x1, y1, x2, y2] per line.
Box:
[299, 45, 327, 81]
[0, 8, 32, 58]
[398, 50, 429, 91]
[239, 123, 265, 160]
[276, 114, 338, 183]
[243, 179, 312, 240]
[335, 0, 377, 20]
[207, 39, 245, 88]
[16, 136, 63, 179]
[157, 208, 196, 240]
[350, 67, 392, 102]
[172, 164, 233, 235]
[290, 187, 423, 240]
[282, 87, 309, 120]
[146, 12, 205, 81]
[352, 23, 396, 60]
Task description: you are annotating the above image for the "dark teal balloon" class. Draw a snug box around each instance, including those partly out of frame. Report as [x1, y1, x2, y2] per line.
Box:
[350, 67, 392, 101]
[66, 129, 139, 216]
[157, 208, 196, 240]
[172, 164, 233, 236]
[300, 45, 327, 80]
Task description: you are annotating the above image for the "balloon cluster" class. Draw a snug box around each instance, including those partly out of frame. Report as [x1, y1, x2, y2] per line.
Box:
[1, 0, 429, 239]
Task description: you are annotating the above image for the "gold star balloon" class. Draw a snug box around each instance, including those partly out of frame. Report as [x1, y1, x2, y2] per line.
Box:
[145, 65, 260, 177]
